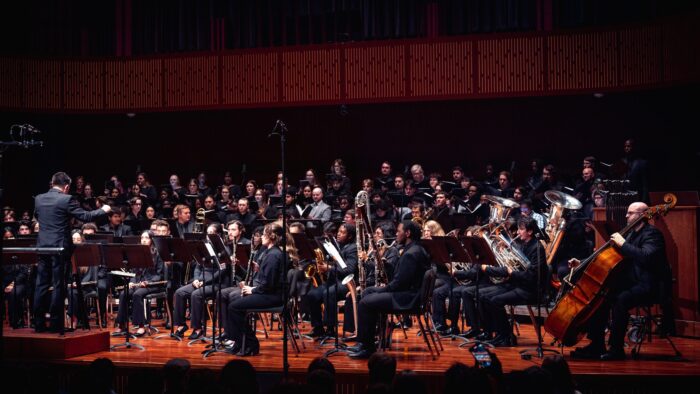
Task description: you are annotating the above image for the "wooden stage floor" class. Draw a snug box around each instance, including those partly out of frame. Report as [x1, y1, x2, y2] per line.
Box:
[3, 317, 699, 392]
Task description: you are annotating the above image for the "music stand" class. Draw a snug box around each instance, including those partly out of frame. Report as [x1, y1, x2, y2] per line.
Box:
[202, 234, 232, 358]
[105, 244, 153, 351]
[152, 236, 191, 342]
[455, 236, 498, 348]
[71, 244, 102, 330]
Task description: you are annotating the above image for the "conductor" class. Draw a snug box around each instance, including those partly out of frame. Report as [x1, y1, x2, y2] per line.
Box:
[33, 172, 111, 333]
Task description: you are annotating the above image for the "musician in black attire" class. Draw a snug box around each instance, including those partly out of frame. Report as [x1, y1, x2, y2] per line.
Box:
[479, 217, 548, 347]
[113, 231, 165, 337]
[219, 221, 254, 343]
[348, 221, 429, 359]
[33, 172, 111, 333]
[571, 202, 671, 360]
[305, 223, 358, 337]
[226, 223, 287, 356]
[3, 257, 30, 328]
[172, 229, 231, 339]
[101, 210, 133, 236]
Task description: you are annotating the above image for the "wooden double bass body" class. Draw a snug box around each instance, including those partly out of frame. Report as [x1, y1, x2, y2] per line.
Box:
[543, 194, 676, 347]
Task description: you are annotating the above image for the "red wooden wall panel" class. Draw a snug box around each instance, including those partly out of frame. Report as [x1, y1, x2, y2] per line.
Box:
[222, 52, 278, 105]
[23, 59, 62, 109]
[0, 58, 22, 109]
[105, 59, 162, 109]
[281, 48, 341, 103]
[1, 16, 696, 113]
[409, 42, 472, 97]
[345, 44, 405, 100]
[164, 56, 218, 108]
[64, 61, 104, 110]
[478, 37, 544, 94]
[548, 32, 618, 91]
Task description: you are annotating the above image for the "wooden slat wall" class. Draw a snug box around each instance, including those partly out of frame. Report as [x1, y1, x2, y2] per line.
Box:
[222, 52, 279, 106]
[64, 60, 104, 109]
[409, 41, 472, 97]
[478, 37, 544, 94]
[346, 44, 405, 100]
[1, 16, 697, 113]
[105, 59, 163, 109]
[281, 48, 341, 103]
[164, 56, 218, 108]
[548, 31, 618, 91]
[0, 58, 22, 109]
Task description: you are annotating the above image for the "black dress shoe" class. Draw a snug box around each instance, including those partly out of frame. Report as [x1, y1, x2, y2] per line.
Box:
[174, 325, 188, 338]
[461, 328, 481, 339]
[346, 344, 362, 353]
[225, 345, 242, 354]
[133, 328, 146, 337]
[476, 332, 492, 341]
[342, 335, 358, 343]
[600, 349, 626, 361]
[308, 327, 325, 338]
[570, 343, 605, 360]
[237, 347, 260, 357]
[349, 347, 376, 359]
[488, 334, 517, 347]
[189, 329, 203, 340]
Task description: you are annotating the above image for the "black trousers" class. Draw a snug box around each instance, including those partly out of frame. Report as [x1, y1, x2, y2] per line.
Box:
[459, 281, 498, 331]
[228, 293, 283, 350]
[586, 285, 653, 351]
[432, 272, 454, 327]
[6, 284, 27, 327]
[34, 254, 67, 329]
[356, 287, 404, 348]
[115, 286, 161, 326]
[480, 284, 536, 337]
[305, 282, 349, 330]
[173, 283, 197, 326]
[221, 287, 243, 337]
[189, 285, 220, 330]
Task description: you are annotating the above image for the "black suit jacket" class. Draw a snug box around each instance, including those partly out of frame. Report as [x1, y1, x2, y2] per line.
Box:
[34, 188, 107, 249]
[374, 241, 430, 309]
[619, 223, 670, 294]
[100, 223, 133, 237]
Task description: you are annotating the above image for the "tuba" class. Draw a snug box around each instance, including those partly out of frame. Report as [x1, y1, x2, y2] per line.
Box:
[542, 190, 582, 264]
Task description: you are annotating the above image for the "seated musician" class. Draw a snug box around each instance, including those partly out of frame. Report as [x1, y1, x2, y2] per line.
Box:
[3, 250, 31, 329]
[348, 221, 429, 359]
[67, 229, 99, 328]
[479, 217, 548, 347]
[172, 229, 231, 340]
[571, 202, 672, 361]
[304, 223, 358, 338]
[220, 223, 261, 347]
[113, 231, 165, 337]
[67, 223, 109, 327]
[226, 223, 287, 356]
[344, 221, 401, 334]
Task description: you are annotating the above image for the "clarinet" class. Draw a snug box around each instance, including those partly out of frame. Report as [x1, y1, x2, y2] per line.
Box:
[243, 243, 259, 286]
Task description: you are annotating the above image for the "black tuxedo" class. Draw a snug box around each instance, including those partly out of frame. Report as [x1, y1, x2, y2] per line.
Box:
[355, 241, 429, 348]
[33, 188, 107, 331]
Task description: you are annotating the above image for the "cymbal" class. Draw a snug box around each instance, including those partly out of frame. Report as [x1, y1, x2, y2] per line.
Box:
[545, 190, 582, 210]
[483, 194, 520, 209]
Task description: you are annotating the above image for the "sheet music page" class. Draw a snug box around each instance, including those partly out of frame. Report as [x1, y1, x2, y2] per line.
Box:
[322, 240, 347, 269]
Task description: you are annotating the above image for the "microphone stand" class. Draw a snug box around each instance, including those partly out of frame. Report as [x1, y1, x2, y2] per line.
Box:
[269, 120, 289, 378]
[519, 233, 559, 359]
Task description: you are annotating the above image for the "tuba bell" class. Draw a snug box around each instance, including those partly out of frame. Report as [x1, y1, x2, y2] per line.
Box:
[542, 190, 582, 264]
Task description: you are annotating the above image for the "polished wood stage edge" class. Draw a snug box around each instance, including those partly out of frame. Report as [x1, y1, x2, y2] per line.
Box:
[6, 317, 695, 378]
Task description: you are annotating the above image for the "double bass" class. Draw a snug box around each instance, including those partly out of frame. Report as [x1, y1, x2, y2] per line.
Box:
[543, 193, 676, 347]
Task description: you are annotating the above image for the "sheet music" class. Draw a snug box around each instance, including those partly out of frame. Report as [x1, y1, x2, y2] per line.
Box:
[322, 239, 346, 269]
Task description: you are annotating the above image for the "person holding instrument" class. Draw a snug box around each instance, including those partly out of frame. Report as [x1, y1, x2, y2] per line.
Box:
[113, 231, 165, 337]
[570, 202, 672, 361]
[226, 223, 287, 356]
[33, 172, 111, 333]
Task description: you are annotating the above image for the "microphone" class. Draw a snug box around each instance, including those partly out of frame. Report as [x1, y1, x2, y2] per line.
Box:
[268, 119, 287, 138]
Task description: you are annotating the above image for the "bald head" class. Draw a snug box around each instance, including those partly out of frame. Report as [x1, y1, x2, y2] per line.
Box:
[626, 202, 648, 226]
